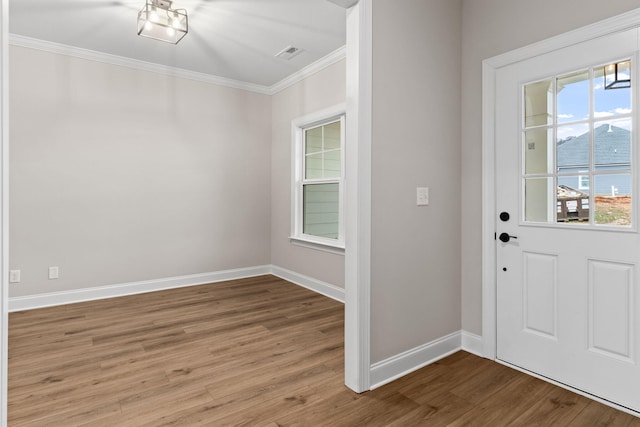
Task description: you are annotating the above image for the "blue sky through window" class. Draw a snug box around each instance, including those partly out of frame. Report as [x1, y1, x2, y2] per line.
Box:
[556, 65, 631, 141]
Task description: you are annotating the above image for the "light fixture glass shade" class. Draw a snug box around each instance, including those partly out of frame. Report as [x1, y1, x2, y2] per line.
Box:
[604, 60, 631, 90]
[137, 0, 188, 44]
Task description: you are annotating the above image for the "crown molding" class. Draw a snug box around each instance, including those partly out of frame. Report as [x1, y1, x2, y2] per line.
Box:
[9, 34, 272, 94]
[268, 45, 346, 95]
[8, 34, 346, 96]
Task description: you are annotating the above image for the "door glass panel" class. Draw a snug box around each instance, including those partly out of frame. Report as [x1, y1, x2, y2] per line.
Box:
[523, 59, 633, 228]
[594, 119, 631, 169]
[596, 65, 631, 114]
[524, 80, 553, 127]
[525, 178, 553, 223]
[524, 128, 553, 174]
[557, 183, 590, 223]
[594, 174, 632, 226]
[557, 123, 589, 168]
[557, 70, 589, 123]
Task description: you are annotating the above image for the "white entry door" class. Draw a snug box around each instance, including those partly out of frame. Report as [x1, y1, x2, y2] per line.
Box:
[496, 28, 640, 412]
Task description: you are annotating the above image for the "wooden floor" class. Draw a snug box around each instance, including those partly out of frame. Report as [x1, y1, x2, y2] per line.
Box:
[8, 275, 640, 426]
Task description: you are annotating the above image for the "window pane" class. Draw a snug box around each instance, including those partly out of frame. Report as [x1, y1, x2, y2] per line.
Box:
[594, 174, 631, 226]
[303, 183, 339, 239]
[524, 80, 553, 128]
[557, 70, 589, 123]
[305, 153, 323, 179]
[524, 128, 553, 174]
[525, 178, 553, 223]
[557, 123, 589, 169]
[304, 120, 342, 180]
[598, 60, 631, 91]
[595, 73, 631, 115]
[305, 127, 323, 153]
[323, 149, 341, 178]
[594, 119, 631, 169]
[324, 121, 341, 150]
[557, 181, 590, 223]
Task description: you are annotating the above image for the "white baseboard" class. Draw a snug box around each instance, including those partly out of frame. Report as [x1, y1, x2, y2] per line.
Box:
[8, 264, 344, 312]
[8, 265, 272, 312]
[461, 330, 483, 357]
[270, 265, 345, 303]
[369, 331, 462, 389]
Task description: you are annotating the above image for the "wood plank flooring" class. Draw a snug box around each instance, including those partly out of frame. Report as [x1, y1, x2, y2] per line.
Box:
[8, 275, 640, 426]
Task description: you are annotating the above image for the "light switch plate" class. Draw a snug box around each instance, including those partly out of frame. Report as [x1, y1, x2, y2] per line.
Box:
[417, 187, 429, 206]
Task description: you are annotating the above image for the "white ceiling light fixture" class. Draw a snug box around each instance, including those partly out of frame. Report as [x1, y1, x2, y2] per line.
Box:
[137, 0, 188, 44]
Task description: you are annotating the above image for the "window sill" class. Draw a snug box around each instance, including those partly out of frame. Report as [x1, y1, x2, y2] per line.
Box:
[289, 236, 345, 255]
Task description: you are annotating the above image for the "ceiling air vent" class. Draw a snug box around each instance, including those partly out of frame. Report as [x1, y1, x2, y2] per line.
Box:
[275, 45, 302, 60]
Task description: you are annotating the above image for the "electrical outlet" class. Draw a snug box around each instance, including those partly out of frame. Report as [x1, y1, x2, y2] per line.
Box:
[9, 270, 21, 283]
[48, 266, 59, 280]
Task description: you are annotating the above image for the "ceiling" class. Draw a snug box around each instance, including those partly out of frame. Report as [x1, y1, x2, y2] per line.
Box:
[8, 0, 347, 88]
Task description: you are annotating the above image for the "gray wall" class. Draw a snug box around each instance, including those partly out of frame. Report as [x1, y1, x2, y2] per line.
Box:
[460, 0, 640, 335]
[270, 60, 346, 288]
[9, 46, 272, 297]
[371, 0, 462, 363]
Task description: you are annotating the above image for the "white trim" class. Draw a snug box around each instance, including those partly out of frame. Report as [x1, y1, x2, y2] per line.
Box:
[8, 34, 346, 97]
[289, 237, 345, 255]
[484, 9, 640, 70]
[496, 360, 640, 418]
[8, 265, 345, 312]
[369, 331, 461, 389]
[482, 5, 640, 374]
[344, 0, 372, 393]
[0, 0, 8, 423]
[461, 331, 483, 357]
[9, 35, 271, 95]
[270, 46, 346, 94]
[482, 58, 498, 360]
[291, 103, 347, 129]
[270, 265, 345, 303]
[8, 266, 271, 312]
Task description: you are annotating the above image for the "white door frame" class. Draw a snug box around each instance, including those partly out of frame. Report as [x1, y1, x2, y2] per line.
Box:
[0, 0, 8, 424]
[344, 0, 373, 393]
[482, 8, 640, 360]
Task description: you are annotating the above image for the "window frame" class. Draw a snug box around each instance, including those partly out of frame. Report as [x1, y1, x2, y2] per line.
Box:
[290, 104, 346, 254]
[521, 58, 634, 229]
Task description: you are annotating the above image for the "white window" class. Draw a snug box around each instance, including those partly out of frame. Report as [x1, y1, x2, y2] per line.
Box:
[291, 106, 345, 253]
[578, 175, 590, 190]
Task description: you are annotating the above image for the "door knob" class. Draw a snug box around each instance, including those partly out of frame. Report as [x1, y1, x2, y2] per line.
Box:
[499, 232, 517, 243]
[499, 212, 510, 222]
